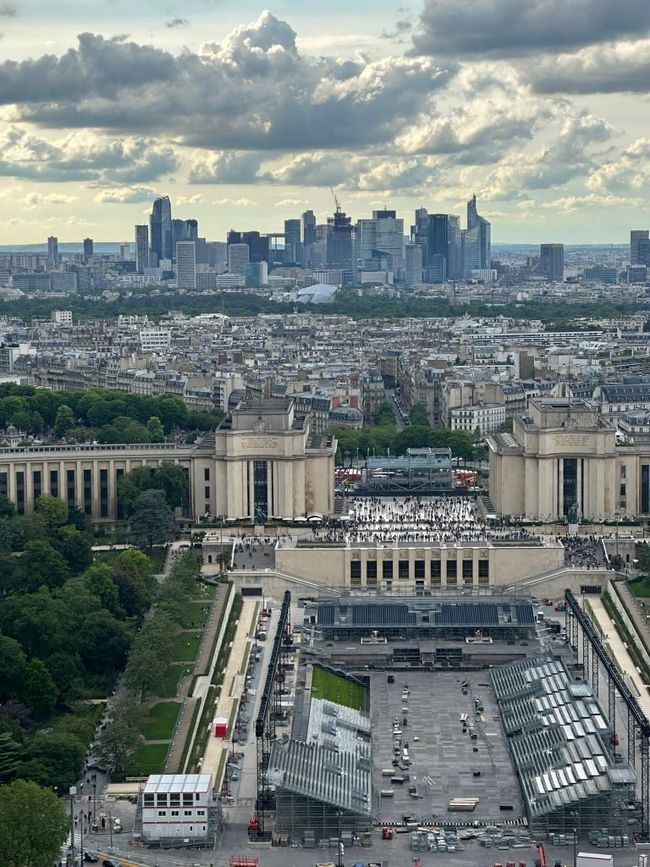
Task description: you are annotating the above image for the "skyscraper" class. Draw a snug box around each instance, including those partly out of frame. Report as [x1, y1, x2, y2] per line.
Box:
[326, 206, 353, 272]
[83, 238, 94, 264]
[176, 241, 197, 290]
[47, 235, 58, 267]
[135, 225, 149, 274]
[631, 230, 650, 265]
[540, 243, 565, 281]
[302, 210, 316, 247]
[227, 230, 270, 263]
[462, 194, 491, 278]
[228, 243, 250, 276]
[356, 210, 404, 275]
[149, 196, 172, 264]
[284, 219, 301, 264]
[405, 243, 423, 286]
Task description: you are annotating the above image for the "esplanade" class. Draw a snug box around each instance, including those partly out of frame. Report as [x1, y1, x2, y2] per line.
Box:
[0, 397, 336, 522]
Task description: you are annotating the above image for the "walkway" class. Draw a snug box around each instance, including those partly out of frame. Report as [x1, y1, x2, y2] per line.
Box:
[199, 599, 259, 787]
[164, 582, 229, 773]
[587, 596, 650, 720]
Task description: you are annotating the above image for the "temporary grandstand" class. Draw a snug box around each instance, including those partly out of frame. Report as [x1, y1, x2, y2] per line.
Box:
[308, 596, 537, 641]
[491, 655, 638, 838]
[356, 447, 454, 495]
[267, 670, 372, 843]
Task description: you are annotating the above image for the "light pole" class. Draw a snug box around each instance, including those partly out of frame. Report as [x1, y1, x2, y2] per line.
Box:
[109, 809, 114, 850]
[573, 824, 577, 866]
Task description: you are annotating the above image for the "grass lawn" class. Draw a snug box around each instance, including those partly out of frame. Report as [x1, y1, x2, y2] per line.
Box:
[169, 630, 202, 662]
[124, 743, 168, 776]
[141, 701, 181, 741]
[181, 602, 211, 629]
[628, 578, 650, 598]
[196, 581, 218, 600]
[311, 665, 367, 712]
[159, 664, 185, 699]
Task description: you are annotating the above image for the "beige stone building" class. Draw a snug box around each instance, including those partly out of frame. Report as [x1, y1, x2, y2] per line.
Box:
[488, 397, 650, 522]
[0, 397, 336, 522]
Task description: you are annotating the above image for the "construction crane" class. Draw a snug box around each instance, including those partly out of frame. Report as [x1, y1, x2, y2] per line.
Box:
[330, 185, 342, 214]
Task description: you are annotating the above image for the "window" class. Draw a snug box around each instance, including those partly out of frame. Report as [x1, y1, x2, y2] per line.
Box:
[171, 810, 179, 816]
[350, 560, 362, 586]
[0, 472, 7, 497]
[382, 560, 393, 580]
[366, 561, 377, 580]
[204, 485, 210, 499]
[446, 559, 457, 579]
[100, 468, 109, 518]
[66, 469, 76, 508]
[184, 810, 192, 816]
[430, 560, 441, 581]
[144, 794, 154, 807]
[33, 470, 42, 500]
[478, 559, 489, 579]
[170, 793, 180, 806]
[204, 467, 210, 481]
[50, 468, 58, 498]
[462, 559, 473, 579]
[16, 471, 24, 514]
[620, 465, 627, 479]
[620, 483, 627, 497]
[197, 809, 205, 816]
[83, 468, 92, 516]
[156, 794, 167, 806]
[398, 560, 409, 579]
[414, 560, 425, 579]
[183, 793, 193, 805]
[158, 810, 166, 817]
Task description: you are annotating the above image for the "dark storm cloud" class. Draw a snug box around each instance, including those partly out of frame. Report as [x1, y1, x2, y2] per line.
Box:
[0, 12, 456, 150]
[411, 0, 650, 58]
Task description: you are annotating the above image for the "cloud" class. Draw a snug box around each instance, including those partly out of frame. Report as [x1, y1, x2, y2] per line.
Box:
[0, 12, 455, 150]
[587, 139, 650, 195]
[213, 197, 255, 206]
[0, 127, 178, 183]
[541, 193, 647, 213]
[274, 198, 308, 206]
[165, 18, 188, 28]
[175, 193, 204, 205]
[411, 0, 650, 58]
[188, 150, 265, 184]
[94, 186, 156, 203]
[23, 191, 78, 209]
[480, 113, 614, 200]
[527, 39, 650, 94]
[0, 2, 17, 16]
[381, 18, 413, 41]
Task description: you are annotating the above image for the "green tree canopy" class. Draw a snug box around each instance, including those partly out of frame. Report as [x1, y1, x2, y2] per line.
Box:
[130, 489, 174, 549]
[0, 779, 69, 867]
[18, 539, 71, 591]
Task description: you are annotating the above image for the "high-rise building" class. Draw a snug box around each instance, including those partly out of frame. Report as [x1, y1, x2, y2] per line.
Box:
[302, 210, 316, 247]
[326, 206, 353, 272]
[150, 196, 172, 264]
[410, 211, 460, 283]
[447, 215, 462, 280]
[540, 243, 565, 281]
[135, 225, 149, 274]
[228, 243, 250, 276]
[227, 230, 270, 263]
[284, 219, 301, 264]
[462, 194, 491, 278]
[83, 238, 94, 264]
[638, 238, 650, 267]
[631, 230, 650, 265]
[356, 210, 404, 275]
[176, 241, 197, 290]
[184, 219, 198, 241]
[405, 243, 423, 286]
[47, 236, 58, 267]
[245, 261, 269, 287]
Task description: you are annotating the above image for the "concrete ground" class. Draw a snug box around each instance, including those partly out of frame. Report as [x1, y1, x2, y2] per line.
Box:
[369, 670, 524, 824]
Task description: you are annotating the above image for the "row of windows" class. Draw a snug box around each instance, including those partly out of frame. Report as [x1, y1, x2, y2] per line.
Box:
[350, 558, 489, 583]
[155, 809, 205, 817]
[144, 792, 202, 806]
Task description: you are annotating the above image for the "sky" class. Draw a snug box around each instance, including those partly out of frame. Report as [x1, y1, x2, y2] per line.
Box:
[0, 0, 649, 244]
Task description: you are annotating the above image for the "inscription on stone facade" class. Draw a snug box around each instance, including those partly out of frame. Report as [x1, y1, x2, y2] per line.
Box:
[550, 434, 590, 450]
[241, 437, 280, 450]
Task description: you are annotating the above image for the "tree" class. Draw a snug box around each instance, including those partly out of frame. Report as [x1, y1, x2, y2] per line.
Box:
[0, 731, 20, 781]
[79, 611, 131, 673]
[35, 493, 68, 527]
[637, 542, 650, 577]
[0, 635, 28, 701]
[21, 660, 59, 719]
[117, 462, 189, 514]
[19, 731, 84, 792]
[83, 563, 124, 617]
[0, 493, 16, 517]
[93, 692, 143, 773]
[0, 780, 69, 867]
[146, 415, 165, 442]
[54, 525, 93, 573]
[112, 548, 156, 617]
[54, 404, 75, 438]
[130, 489, 174, 549]
[17, 539, 71, 591]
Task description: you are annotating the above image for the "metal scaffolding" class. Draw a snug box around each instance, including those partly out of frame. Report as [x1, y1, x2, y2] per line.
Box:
[565, 588, 650, 838]
[254, 590, 291, 839]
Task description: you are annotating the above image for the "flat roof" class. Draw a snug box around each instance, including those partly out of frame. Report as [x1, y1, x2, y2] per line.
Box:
[144, 773, 212, 795]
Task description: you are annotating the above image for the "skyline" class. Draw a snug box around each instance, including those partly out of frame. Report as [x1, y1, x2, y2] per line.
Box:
[0, 1, 649, 243]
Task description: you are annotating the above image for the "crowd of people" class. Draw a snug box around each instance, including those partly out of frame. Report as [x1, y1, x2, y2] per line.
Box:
[558, 535, 606, 568]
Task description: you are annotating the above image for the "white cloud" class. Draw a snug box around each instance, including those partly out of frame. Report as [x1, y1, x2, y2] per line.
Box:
[212, 197, 255, 206]
[94, 186, 156, 203]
